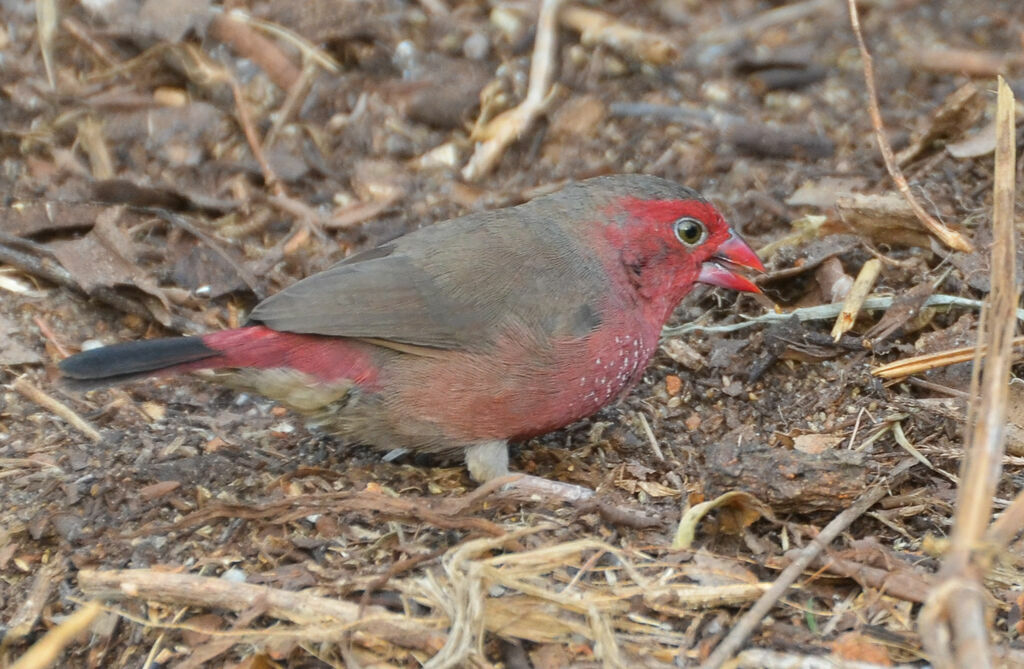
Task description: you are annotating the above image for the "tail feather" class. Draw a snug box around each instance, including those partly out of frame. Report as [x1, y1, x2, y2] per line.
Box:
[59, 336, 219, 388]
[59, 326, 382, 391]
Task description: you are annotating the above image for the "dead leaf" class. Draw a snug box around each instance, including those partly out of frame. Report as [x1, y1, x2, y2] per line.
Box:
[690, 549, 760, 586]
[785, 176, 869, 209]
[635, 481, 681, 498]
[170, 242, 250, 298]
[835, 192, 937, 248]
[47, 207, 171, 311]
[2, 201, 127, 237]
[895, 82, 984, 166]
[673, 491, 772, 549]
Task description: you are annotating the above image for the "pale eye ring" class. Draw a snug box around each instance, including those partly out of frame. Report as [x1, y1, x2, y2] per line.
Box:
[673, 217, 707, 247]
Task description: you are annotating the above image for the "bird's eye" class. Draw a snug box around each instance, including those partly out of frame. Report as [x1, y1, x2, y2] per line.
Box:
[673, 217, 707, 247]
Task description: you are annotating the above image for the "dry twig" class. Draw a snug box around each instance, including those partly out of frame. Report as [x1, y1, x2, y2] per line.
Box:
[9, 602, 102, 669]
[12, 376, 102, 442]
[666, 294, 1024, 337]
[699, 0, 840, 44]
[872, 335, 1024, 380]
[560, 4, 677, 64]
[4, 560, 67, 646]
[77, 569, 445, 651]
[703, 459, 917, 669]
[462, 0, 562, 181]
[919, 76, 1018, 669]
[208, 13, 301, 91]
[846, 0, 973, 253]
[831, 258, 881, 341]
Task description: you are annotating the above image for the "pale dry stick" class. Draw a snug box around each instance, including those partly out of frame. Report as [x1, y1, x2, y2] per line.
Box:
[560, 4, 677, 65]
[462, 0, 562, 181]
[986, 486, 1024, 551]
[734, 647, 918, 669]
[0, 458, 63, 472]
[77, 117, 114, 179]
[67, 599, 418, 651]
[422, 527, 551, 669]
[872, 335, 1024, 379]
[831, 258, 881, 341]
[644, 583, 772, 610]
[920, 76, 1018, 669]
[228, 77, 285, 198]
[699, 0, 839, 44]
[225, 12, 339, 74]
[846, 406, 867, 450]
[264, 60, 318, 150]
[36, 0, 57, 88]
[846, 0, 974, 253]
[907, 48, 1024, 78]
[891, 421, 935, 471]
[587, 605, 625, 669]
[33, 315, 71, 358]
[666, 294, 1024, 337]
[60, 16, 117, 67]
[141, 605, 190, 669]
[208, 13, 301, 91]
[636, 412, 665, 461]
[12, 376, 101, 443]
[10, 601, 102, 669]
[77, 569, 443, 650]
[4, 560, 66, 644]
[947, 76, 1017, 560]
[702, 458, 917, 669]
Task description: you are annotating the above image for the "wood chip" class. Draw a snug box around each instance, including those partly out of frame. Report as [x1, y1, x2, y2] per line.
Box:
[831, 258, 881, 342]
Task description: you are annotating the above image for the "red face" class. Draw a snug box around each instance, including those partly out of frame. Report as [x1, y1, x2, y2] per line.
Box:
[610, 196, 765, 309]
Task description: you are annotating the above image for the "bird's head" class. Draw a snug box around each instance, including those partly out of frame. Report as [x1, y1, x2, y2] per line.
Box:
[592, 177, 765, 321]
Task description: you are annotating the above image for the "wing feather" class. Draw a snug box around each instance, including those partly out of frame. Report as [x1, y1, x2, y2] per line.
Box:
[249, 189, 615, 351]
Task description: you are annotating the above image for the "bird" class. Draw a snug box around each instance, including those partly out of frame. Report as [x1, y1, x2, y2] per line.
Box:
[60, 174, 764, 500]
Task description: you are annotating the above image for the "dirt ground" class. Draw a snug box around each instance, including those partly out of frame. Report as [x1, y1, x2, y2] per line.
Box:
[2, 0, 1024, 667]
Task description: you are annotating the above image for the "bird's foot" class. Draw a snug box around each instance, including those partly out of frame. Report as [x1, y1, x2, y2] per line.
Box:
[458, 444, 659, 526]
[465, 441, 594, 505]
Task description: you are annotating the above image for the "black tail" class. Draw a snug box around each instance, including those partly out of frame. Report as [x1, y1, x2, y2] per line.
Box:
[59, 337, 219, 389]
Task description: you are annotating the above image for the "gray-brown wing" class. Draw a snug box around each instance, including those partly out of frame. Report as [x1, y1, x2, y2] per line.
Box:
[249, 253, 502, 349]
[248, 202, 609, 351]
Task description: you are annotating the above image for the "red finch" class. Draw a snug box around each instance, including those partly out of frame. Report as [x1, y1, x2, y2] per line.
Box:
[61, 175, 764, 497]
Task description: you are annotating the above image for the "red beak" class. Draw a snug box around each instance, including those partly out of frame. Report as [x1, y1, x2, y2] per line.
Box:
[698, 233, 765, 294]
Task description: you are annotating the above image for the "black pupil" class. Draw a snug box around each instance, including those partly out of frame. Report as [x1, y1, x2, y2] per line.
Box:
[679, 220, 701, 243]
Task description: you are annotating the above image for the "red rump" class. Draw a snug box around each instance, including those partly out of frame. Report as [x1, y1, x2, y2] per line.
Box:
[200, 327, 381, 387]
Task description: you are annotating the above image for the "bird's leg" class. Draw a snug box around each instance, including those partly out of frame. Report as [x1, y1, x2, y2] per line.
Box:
[464, 441, 594, 504]
[465, 440, 510, 482]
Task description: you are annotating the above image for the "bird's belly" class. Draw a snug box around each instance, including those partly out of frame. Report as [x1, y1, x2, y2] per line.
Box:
[386, 325, 659, 442]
